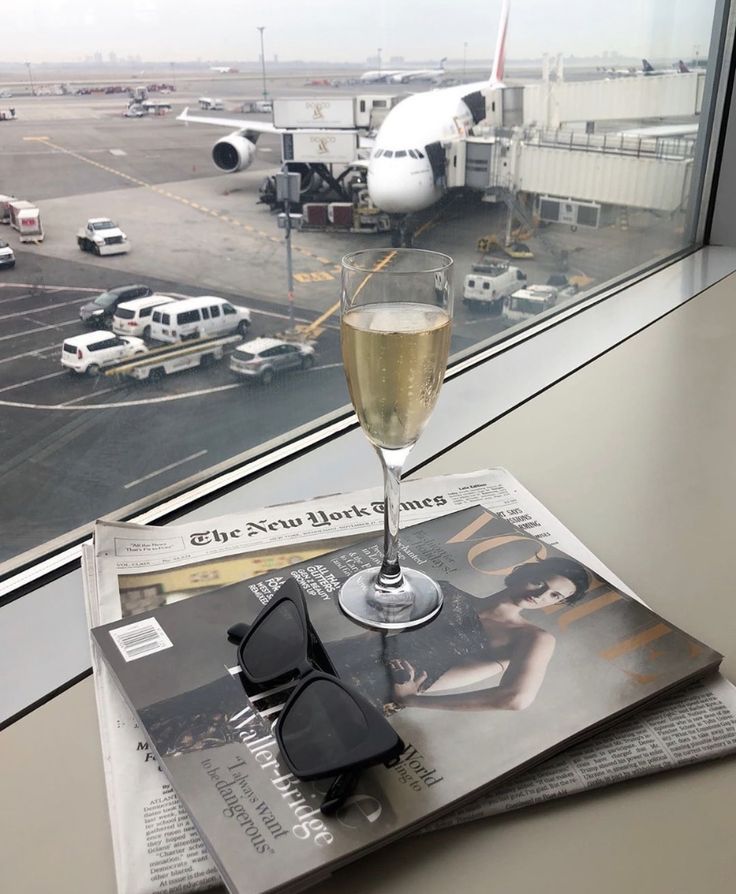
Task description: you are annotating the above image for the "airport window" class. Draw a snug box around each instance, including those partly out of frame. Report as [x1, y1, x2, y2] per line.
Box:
[0, 0, 730, 582]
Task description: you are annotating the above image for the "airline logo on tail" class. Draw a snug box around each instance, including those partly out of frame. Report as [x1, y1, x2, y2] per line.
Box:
[489, 0, 510, 86]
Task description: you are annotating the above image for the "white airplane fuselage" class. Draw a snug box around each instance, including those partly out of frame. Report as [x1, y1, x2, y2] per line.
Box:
[367, 81, 491, 214]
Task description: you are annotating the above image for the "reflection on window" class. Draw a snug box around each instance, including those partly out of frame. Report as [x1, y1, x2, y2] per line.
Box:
[0, 0, 722, 574]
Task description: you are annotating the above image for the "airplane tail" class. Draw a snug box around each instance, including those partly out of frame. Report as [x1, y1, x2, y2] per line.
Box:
[642, 58, 654, 73]
[439, 57, 447, 70]
[677, 59, 690, 73]
[489, 0, 510, 86]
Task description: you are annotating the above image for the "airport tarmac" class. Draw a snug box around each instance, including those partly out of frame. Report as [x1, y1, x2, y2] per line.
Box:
[0, 79, 690, 565]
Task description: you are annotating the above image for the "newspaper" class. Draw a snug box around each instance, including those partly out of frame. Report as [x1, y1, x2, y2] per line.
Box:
[84, 468, 736, 894]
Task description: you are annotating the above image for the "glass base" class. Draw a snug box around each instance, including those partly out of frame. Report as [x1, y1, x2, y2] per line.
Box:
[338, 567, 443, 630]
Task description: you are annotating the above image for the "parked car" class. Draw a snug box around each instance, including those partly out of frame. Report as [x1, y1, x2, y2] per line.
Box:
[79, 284, 153, 325]
[112, 294, 178, 338]
[0, 239, 15, 268]
[149, 296, 251, 343]
[229, 337, 315, 384]
[61, 331, 147, 376]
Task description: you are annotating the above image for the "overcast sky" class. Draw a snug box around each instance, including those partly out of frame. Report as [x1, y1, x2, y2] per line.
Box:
[2, 0, 717, 64]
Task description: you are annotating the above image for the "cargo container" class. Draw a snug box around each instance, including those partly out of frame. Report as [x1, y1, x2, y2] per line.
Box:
[281, 131, 359, 165]
[8, 200, 43, 242]
[273, 97, 356, 129]
[328, 203, 354, 227]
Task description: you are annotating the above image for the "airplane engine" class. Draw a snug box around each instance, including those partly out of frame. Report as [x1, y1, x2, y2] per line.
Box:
[212, 133, 257, 173]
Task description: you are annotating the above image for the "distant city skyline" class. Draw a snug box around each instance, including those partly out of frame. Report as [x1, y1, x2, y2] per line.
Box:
[1, 0, 716, 65]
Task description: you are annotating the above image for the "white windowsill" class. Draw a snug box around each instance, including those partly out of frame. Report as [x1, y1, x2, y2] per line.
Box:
[2, 243, 736, 725]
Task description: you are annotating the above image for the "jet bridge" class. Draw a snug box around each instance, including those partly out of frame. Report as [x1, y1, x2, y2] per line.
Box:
[450, 127, 694, 214]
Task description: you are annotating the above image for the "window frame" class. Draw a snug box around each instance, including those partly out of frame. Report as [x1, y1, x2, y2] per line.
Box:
[1, 2, 735, 725]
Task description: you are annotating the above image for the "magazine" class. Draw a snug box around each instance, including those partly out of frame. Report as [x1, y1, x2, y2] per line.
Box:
[90, 503, 722, 894]
[83, 469, 736, 894]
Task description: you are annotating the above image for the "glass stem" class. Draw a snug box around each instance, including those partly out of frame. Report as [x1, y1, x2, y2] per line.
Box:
[376, 445, 412, 590]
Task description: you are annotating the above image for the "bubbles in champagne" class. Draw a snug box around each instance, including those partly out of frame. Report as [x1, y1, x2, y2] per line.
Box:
[341, 303, 452, 449]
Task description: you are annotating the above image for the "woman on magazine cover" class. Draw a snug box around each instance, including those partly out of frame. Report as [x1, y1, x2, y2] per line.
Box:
[327, 557, 589, 714]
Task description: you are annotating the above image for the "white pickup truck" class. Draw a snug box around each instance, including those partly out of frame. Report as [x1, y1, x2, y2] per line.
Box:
[77, 218, 130, 256]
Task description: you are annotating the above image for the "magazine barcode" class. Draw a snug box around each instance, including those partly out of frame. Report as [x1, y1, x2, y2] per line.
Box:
[109, 618, 173, 662]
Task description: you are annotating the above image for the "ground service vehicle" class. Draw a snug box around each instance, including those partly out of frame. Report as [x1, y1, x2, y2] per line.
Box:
[77, 218, 130, 255]
[229, 337, 315, 384]
[198, 97, 224, 110]
[503, 241, 534, 259]
[149, 296, 251, 343]
[112, 294, 178, 338]
[463, 262, 526, 311]
[61, 332, 147, 376]
[109, 335, 241, 382]
[502, 285, 558, 324]
[8, 200, 43, 242]
[79, 285, 153, 325]
[0, 240, 15, 268]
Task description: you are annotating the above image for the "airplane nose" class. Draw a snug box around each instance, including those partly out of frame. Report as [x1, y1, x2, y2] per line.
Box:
[367, 164, 439, 214]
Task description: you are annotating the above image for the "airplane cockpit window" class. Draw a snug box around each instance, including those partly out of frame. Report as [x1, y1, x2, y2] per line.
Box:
[395, 150, 407, 157]
[408, 150, 418, 158]
[416, 149, 425, 158]
[374, 149, 384, 158]
[383, 150, 394, 158]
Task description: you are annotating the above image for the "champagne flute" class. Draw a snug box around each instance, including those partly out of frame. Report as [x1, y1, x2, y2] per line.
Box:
[339, 248, 453, 630]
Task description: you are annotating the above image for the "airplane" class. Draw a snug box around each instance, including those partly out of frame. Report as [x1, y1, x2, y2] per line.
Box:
[642, 58, 690, 75]
[602, 59, 691, 78]
[386, 59, 447, 84]
[359, 69, 406, 84]
[210, 66, 239, 74]
[177, 0, 511, 221]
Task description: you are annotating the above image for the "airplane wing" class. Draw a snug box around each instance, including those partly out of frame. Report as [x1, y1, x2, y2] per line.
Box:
[177, 107, 282, 133]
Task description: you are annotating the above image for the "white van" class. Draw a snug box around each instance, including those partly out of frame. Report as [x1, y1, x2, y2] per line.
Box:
[61, 331, 147, 376]
[112, 294, 178, 338]
[149, 296, 251, 343]
[463, 263, 526, 312]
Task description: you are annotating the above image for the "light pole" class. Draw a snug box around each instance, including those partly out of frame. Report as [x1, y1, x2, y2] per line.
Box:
[257, 26, 268, 101]
[25, 61, 35, 97]
[377, 47, 382, 74]
[463, 42, 468, 79]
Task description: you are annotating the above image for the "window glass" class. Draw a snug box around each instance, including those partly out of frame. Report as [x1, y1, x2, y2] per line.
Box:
[0, 0, 722, 571]
[115, 307, 136, 319]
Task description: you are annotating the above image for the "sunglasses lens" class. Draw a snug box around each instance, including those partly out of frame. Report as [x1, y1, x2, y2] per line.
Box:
[241, 598, 305, 680]
[280, 678, 369, 774]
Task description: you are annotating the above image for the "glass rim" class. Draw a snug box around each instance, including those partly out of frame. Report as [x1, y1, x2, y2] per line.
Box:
[341, 248, 454, 275]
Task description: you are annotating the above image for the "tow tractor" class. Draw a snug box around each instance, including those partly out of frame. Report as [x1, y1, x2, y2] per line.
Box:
[105, 335, 241, 382]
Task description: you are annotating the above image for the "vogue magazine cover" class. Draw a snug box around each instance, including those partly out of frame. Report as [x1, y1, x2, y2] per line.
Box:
[92, 506, 722, 894]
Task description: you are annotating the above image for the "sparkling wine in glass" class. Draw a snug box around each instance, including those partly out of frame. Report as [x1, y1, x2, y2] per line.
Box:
[339, 248, 453, 630]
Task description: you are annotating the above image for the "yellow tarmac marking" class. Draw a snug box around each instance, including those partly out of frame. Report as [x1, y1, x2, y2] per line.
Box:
[37, 137, 342, 289]
[23, 136, 50, 141]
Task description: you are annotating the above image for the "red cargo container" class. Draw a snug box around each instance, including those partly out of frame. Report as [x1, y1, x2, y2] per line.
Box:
[303, 203, 329, 226]
[328, 203, 354, 228]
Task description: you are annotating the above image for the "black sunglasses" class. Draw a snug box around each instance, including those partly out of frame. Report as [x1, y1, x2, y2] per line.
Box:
[227, 578, 405, 815]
